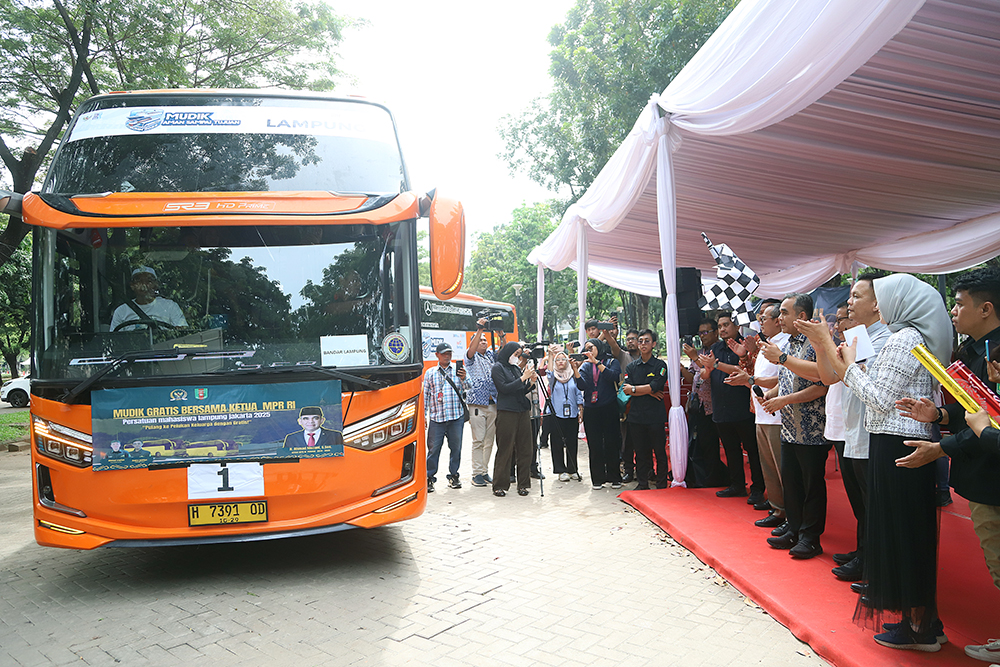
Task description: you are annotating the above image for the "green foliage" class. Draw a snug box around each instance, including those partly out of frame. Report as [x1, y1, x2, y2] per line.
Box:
[0, 411, 30, 441]
[0, 0, 349, 266]
[464, 201, 621, 341]
[0, 224, 31, 377]
[499, 0, 738, 200]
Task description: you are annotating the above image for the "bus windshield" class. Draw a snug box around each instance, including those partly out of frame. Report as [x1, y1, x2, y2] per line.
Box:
[34, 222, 418, 382]
[45, 95, 404, 196]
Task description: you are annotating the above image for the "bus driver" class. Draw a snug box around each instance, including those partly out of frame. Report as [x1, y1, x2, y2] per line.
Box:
[110, 266, 188, 332]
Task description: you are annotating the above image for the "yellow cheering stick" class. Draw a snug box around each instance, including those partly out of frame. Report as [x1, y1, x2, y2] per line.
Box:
[911, 344, 1000, 429]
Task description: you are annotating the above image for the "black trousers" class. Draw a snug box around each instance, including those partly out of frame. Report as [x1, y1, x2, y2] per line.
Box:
[630, 420, 668, 488]
[782, 441, 832, 541]
[621, 421, 635, 476]
[548, 415, 579, 474]
[582, 403, 622, 485]
[686, 406, 728, 488]
[834, 441, 868, 557]
[716, 417, 764, 494]
[494, 410, 532, 492]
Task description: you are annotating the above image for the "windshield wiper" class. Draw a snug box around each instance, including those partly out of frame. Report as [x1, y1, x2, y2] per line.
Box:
[233, 363, 388, 390]
[62, 350, 257, 404]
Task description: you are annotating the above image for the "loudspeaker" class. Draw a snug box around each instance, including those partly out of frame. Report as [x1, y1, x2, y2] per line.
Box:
[660, 268, 703, 337]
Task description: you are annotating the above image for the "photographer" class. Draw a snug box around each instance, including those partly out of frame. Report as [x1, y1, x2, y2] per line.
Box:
[575, 338, 623, 489]
[491, 342, 537, 497]
[466, 317, 502, 487]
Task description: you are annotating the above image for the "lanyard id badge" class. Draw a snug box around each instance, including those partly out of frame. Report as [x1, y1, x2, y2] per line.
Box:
[563, 404, 571, 417]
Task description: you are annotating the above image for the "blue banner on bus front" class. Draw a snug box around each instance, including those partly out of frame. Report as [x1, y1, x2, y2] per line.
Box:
[91, 380, 343, 471]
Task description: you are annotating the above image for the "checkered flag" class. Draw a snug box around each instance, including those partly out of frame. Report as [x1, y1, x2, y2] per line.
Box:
[697, 233, 759, 326]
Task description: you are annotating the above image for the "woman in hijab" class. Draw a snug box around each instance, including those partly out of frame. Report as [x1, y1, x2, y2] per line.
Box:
[825, 273, 952, 653]
[491, 341, 537, 497]
[575, 338, 623, 489]
[546, 346, 585, 482]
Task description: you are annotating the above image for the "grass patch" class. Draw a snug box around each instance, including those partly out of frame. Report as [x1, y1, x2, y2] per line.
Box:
[0, 411, 29, 442]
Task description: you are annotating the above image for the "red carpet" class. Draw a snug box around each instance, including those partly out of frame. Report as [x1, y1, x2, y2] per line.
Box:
[620, 455, 999, 667]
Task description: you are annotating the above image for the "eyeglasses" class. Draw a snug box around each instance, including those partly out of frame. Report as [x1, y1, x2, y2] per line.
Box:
[698, 331, 714, 336]
[836, 317, 850, 323]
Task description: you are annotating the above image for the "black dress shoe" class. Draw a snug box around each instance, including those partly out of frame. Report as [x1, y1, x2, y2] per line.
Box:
[767, 531, 797, 550]
[622, 473, 635, 483]
[753, 500, 772, 511]
[789, 538, 823, 559]
[716, 485, 748, 498]
[850, 582, 868, 595]
[771, 521, 789, 536]
[755, 514, 785, 528]
[832, 557, 863, 581]
[746, 492, 765, 505]
[833, 550, 857, 566]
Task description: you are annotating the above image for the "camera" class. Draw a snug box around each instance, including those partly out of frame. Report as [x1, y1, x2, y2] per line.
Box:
[476, 309, 506, 332]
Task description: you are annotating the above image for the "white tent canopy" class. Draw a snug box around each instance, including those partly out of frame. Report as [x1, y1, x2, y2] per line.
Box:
[528, 0, 1000, 484]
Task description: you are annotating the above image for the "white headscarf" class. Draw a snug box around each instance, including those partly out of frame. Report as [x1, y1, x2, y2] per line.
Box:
[873, 274, 953, 364]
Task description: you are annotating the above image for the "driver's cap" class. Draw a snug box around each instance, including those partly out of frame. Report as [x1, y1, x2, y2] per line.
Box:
[132, 266, 157, 280]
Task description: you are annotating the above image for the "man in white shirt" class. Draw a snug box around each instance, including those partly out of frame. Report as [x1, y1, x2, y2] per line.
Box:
[727, 301, 789, 530]
[110, 266, 188, 332]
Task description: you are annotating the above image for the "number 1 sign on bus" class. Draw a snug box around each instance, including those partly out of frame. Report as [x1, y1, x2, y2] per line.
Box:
[0, 90, 466, 549]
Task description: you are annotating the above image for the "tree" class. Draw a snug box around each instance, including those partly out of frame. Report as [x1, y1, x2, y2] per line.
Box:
[0, 0, 348, 267]
[464, 201, 620, 341]
[0, 224, 31, 377]
[499, 0, 739, 200]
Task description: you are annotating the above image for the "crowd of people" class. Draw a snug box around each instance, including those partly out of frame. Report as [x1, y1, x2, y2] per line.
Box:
[421, 268, 1000, 661]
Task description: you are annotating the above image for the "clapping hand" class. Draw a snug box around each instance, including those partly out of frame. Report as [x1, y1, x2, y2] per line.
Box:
[795, 318, 833, 346]
[726, 338, 747, 358]
[723, 368, 751, 387]
[698, 350, 717, 371]
[895, 396, 939, 423]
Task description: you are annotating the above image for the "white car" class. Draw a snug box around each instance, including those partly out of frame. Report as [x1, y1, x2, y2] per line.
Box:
[1, 376, 29, 408]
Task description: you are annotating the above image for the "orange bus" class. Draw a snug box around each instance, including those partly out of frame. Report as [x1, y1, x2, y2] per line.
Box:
[1, 90, 466, 549]
[418, 288, 518, 370]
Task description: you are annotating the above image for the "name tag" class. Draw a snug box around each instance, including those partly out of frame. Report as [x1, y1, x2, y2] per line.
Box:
[563, 405, 571, 417]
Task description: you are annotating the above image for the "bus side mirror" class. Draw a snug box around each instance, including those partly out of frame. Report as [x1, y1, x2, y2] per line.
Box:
[426, 190, 465, 300]
[0, 191, 24, 218]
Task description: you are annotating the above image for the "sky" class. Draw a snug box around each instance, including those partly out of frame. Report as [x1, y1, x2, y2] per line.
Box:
[329, 0, 575, 250]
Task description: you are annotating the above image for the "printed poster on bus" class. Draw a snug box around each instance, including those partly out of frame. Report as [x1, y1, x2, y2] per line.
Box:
[91, 380, 343, 471]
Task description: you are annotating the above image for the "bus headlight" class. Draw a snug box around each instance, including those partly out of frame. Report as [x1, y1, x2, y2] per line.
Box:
[33, 417, 93, 468]
[343, 398, 418, 451]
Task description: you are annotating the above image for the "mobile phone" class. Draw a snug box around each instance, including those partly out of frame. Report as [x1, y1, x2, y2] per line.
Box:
[757, 332, 768, 344]
[752, 385, 765, 399]
[597, 322, 615, 331]
[455, 360, 463, 373]
[570, 353, 587, 362]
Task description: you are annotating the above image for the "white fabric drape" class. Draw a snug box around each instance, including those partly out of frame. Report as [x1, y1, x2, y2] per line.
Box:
[576, 220, 588, 344]
[536, 264, 545, 342]
[653, 112, 689, 485]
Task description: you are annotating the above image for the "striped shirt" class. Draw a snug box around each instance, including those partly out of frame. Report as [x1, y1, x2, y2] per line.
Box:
[423, 364, 470, 423]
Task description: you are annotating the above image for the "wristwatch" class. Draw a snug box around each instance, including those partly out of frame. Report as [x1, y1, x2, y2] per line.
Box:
[748, 375, 755, 386]
[778, 352, 788, 365]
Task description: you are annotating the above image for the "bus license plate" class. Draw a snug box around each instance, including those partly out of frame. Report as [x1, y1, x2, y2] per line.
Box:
[188, 501, 268, 526]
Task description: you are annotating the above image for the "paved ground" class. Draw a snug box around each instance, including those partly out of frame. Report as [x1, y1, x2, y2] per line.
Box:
[0, 440, 821, 666]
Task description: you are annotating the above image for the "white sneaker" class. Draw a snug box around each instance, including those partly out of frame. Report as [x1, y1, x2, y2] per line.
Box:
[570, 472, 582, 481]
[592, 483, 603, 490]
[558, 472, 570, 482]
[966, 639, 1000, 662]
